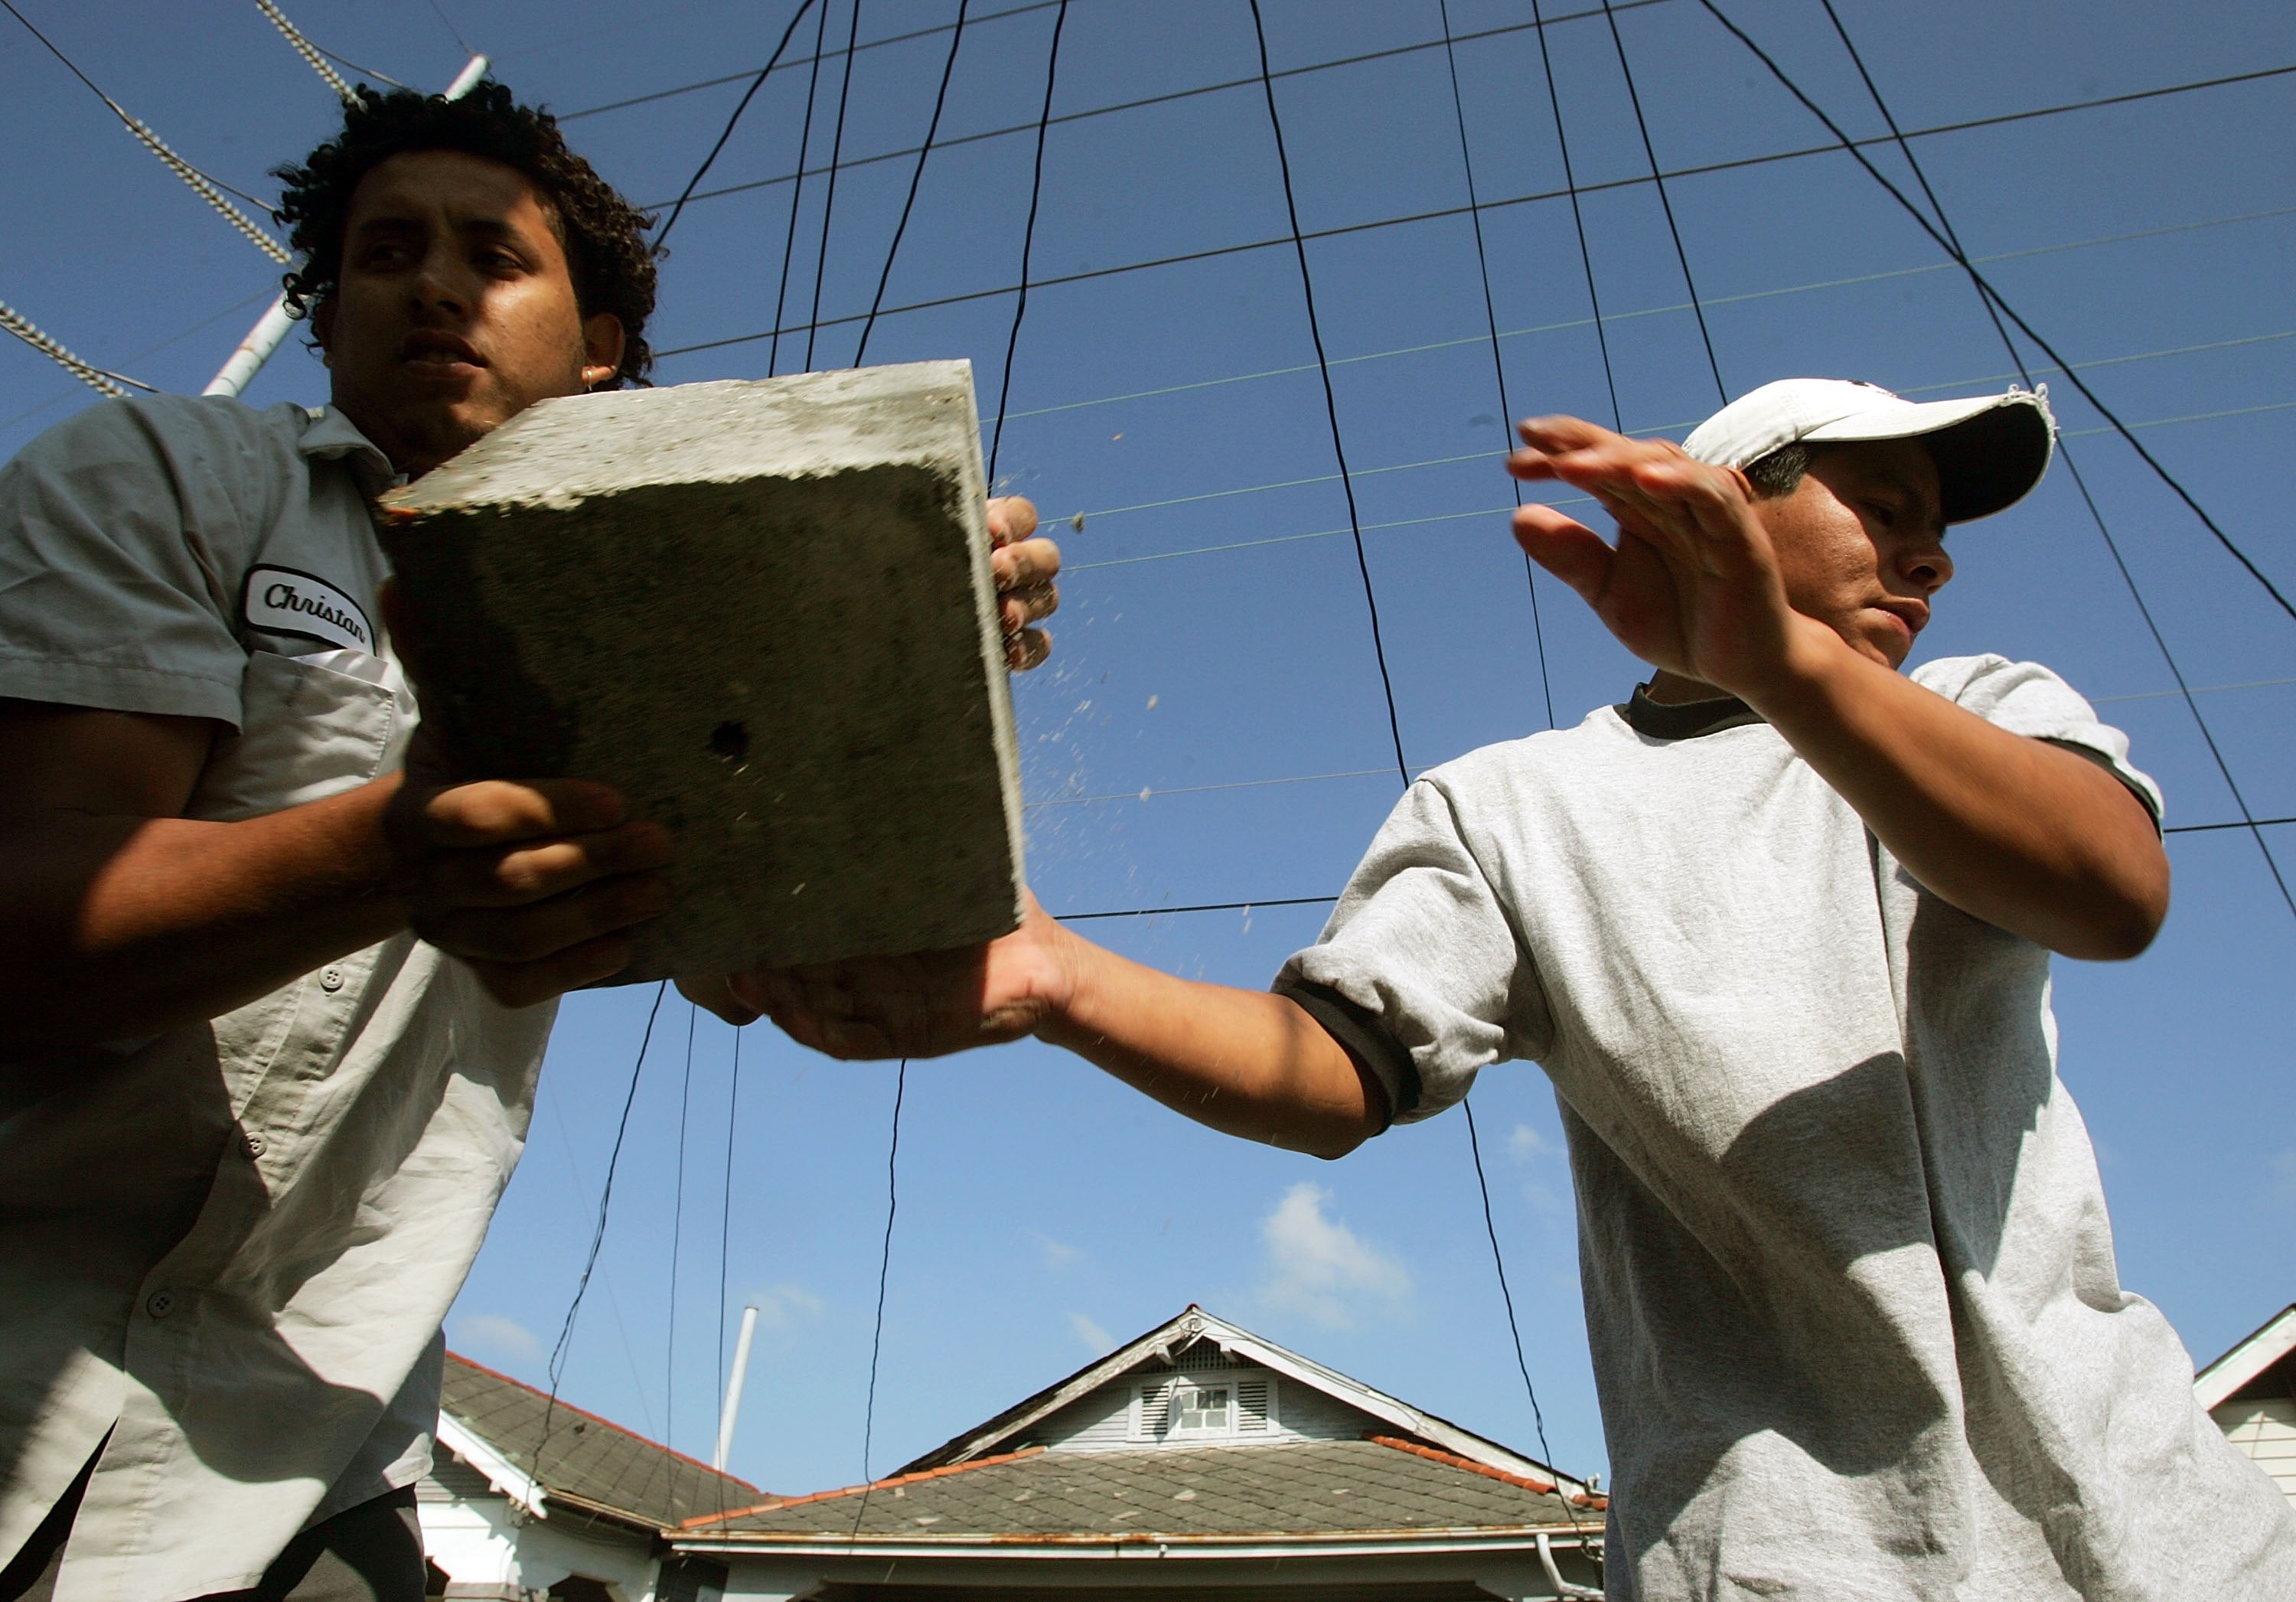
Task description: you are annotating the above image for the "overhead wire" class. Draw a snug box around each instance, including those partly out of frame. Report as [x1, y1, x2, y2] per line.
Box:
[654, 0, 820, 249]
[1696, 0, 2294, 628]
[771, 0, 836, 376]
[540, 981, 668, 1477]
[652, 67, 2296, 364]
[253, 0, 355, 103]
[981, 0, 1069, 483]
[997, 223, 2296, 430]
[1438, 0, 1555, 730]
[713, 1021, 745, 1519]
[850, 1058, 906, 1535]
[1244, 0, 1410, 787]
[562, 0, 1068, 121]
[803, 0, 864, 371]
[665, 1003, 699, 1456]
[852, 0, 977, 367]
[849, 0, 1067, 1536]
[1, 299, 139, 398]
[2, 0, 290, 263]
[1444, 1, 1603, 1559]
[1597, 0, 1725, 400]
[1802, 0, 2294, 923]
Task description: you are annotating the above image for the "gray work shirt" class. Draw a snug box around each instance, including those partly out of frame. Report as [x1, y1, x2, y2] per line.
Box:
[0, 396, 555, 1601]
[1278, 657, 2296, 1597]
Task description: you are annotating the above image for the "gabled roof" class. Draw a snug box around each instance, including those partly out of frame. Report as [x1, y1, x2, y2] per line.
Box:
[678, 1437, 1591, 1542]
[440, 1352, 762, 1531]
[895, 1304, 1592, 1498]
[2196, 1303, 2296, 1411]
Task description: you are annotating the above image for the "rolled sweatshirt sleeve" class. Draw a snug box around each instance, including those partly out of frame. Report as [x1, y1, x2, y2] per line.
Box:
[0, 398, 259, 726]
[1916, 654, 2165, 829]
[1274, 777, 1549, 1124]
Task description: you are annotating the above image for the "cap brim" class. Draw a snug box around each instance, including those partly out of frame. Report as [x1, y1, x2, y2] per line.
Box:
[1805, 391, 2055, 524]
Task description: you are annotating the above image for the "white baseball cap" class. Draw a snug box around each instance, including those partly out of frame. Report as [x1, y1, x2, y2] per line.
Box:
[1682, 377, 2056, 524]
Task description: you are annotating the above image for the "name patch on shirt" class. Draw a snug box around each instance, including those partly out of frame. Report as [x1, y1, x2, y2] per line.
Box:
[243, 566, 374, 653]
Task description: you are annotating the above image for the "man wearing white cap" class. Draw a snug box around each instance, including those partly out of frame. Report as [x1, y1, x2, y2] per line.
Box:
[745, 380, 2296, 1595]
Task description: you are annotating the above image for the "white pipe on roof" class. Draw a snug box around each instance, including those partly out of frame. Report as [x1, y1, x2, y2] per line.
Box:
[714, 1304, 759, 1473]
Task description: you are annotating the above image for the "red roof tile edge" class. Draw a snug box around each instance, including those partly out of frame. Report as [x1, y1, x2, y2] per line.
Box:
[680, 1446, 1048, 1529]
[445, 1350, 761, 1497]
[1365, 1434, 1608, 1510]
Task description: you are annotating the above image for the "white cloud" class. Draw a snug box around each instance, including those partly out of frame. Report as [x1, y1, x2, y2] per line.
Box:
[455, 1313, 540, 1363]
[1068, 1312, 1112, 1352]
[1256, 1183, 1412, 1329]
[1032, 1231, 1083, 1271]
[1509, 1122, 1554, 1160]
[746, 1283, 825, 1331]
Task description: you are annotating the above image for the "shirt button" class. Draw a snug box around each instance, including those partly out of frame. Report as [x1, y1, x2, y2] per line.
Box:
[318, 965, 347, 993]
[243, 1132, 267, 1159]
[145, 1290, 176, 1319]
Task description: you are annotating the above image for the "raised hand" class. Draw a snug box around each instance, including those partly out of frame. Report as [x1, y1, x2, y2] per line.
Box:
[1505, 416, 1808, 700]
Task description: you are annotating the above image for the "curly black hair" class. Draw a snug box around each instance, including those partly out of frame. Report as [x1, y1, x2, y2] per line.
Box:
[272, 82, 660, 387]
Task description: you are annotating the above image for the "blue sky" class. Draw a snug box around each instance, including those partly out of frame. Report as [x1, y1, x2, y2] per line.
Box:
[4, 0, 2291, 1497]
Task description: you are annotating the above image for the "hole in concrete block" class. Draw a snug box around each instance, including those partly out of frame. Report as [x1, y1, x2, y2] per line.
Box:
[709, 720, 750, 763]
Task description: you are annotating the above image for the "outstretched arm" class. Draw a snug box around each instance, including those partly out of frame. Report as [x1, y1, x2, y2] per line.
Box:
[1506, 416, 2168, 960]
[734, 894, 1386, 1159]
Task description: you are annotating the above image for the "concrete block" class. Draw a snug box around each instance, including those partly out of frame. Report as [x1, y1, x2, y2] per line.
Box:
[377, 361, 1024, 983]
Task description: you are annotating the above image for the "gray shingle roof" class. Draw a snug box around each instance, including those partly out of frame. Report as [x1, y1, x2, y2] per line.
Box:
[442, 1352, 760, 1530]
[689, 1439, 1593, 1540]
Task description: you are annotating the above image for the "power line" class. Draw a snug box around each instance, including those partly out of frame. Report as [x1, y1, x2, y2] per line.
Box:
[253, 0, 355, 103]
[561, 0, 1067, 121]
[981, 0, 1069, 483]
[0, 299, 138, 398]
[713, 1021, 745, 1520]
[998, 221, 2296, 431]
[652, 68, 2296, 364]
[654, 0, 820, 249]
[852, 0, 977, 367]
[540, 981, 667, 1478]
[624, 24, 2285, 225]
[1464, 1099, 1597, 1569]
[850, 1059, 907, 1535]
[1599, 0, 1725, 402]
[803, 0, 863, 371]
[1438, 0, 1555, 731]
[3, 0, 290, 263]
[1698, 0, 2294, 629]
[771, 0, 835, 377]
[1052, 808, 2296, 925]
[1246, 0, 1409, 788]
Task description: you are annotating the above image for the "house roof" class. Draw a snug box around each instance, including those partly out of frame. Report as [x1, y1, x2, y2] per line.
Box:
[440, 1352, 762, 1531]
[895, 1304, 1589, 1496]
[680, 1437, 1595, 1543]
[2195, 1303, 2296, 1411]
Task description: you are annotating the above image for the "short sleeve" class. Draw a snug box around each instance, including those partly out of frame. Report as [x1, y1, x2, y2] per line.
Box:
[1274, 777, 1549, 1124]
[0, 398, 254, 726]
[1913, 654, 2164, 829]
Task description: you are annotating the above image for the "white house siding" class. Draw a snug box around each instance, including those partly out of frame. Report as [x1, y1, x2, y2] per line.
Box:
[416, 1463, 664, 1600]
[1031, 1362, 1384, 1453]
[2214, 1396, 2296, 1509]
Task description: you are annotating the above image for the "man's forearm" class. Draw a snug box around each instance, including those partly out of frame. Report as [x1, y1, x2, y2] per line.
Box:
[1037, 923, 1384, 1159]
[0, 775, 409, 1056]
[1745, 622, 2169, 959]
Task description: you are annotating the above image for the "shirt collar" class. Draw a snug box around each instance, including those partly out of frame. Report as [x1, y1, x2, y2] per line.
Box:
[1619, 682, 1767, 741]
[295, 405, 403, 493]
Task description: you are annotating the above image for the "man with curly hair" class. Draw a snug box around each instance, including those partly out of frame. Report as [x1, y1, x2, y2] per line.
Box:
[0, 85, 1058, 1601]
